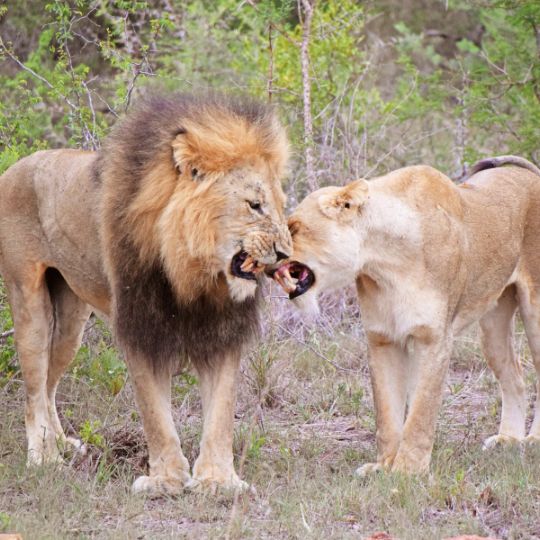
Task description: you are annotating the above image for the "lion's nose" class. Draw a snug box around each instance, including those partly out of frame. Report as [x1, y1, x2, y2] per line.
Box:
[274, 243, 289, 261]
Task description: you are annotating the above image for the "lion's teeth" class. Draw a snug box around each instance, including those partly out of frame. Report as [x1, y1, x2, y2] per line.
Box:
[241, 256, 255, 272]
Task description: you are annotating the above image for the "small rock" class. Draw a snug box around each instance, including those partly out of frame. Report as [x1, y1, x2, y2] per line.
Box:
[443, 536, 501, 540]
[364, 533, 395, 540]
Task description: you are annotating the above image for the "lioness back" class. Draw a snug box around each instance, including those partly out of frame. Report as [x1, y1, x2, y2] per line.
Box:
[0, 149, 110, 312]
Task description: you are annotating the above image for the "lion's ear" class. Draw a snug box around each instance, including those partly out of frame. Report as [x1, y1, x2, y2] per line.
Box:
[318, 179, 369, 221]
[171, 129, 188, 175]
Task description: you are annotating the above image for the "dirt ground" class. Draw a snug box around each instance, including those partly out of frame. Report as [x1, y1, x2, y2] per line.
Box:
[1, 292, 539, 539]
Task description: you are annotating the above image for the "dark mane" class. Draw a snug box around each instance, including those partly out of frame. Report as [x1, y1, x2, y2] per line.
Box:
[98, 91, 275, 370]
[113, 235, 260, 370]
[96, 90, 278, 188]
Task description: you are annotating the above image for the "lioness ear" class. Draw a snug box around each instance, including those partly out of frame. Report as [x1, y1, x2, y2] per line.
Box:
[318, 179, 369, 221]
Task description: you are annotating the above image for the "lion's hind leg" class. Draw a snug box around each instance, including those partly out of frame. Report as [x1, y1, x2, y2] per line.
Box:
[5, 265, 60, 465]
[45, 268, 92, 455]
[480, 284, 526, 449]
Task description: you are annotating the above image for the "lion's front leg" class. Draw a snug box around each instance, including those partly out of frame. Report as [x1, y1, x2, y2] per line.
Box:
[191, 350, 247, 492]
[356, 335, 408, 477]
[391, 330, 452, 474]
[126, 353, 191, 496]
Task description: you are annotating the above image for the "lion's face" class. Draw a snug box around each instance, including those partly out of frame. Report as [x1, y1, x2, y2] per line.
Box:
[272, 180, 369, 314]
[210, 163, 292, 302]
[156, 161, 292, 303]
[122, 98, 292, 304]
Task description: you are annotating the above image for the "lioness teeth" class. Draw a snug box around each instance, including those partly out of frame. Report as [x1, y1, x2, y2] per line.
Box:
[275, 268, 297, 293]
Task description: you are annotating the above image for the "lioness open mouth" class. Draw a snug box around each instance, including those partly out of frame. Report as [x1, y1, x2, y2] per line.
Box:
[273, 261, 315, 299]
[231, 251, 263, 281]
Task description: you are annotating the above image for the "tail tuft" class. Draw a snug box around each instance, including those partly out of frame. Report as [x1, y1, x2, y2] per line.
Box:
[468, 155, 540, 178]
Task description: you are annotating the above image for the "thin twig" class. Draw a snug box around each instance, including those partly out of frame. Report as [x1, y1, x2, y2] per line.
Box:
[299, 0, 317, 190]
[275, 323, 358, 373]
[0, 329, 14, 340]
[267, 24, 274, 102]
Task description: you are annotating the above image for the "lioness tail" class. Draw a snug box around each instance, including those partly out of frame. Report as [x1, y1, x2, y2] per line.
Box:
[469, 155, 540, 178]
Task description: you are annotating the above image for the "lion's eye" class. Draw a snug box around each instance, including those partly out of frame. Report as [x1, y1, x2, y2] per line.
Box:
[248, 200, 262, 212]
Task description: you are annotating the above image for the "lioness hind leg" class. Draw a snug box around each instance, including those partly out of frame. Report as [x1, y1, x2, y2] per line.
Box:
[480, 285, 526, 448]
[5, 266, 60, 465]
[517, 285, 540, 443]
[45, 269, 92, 454]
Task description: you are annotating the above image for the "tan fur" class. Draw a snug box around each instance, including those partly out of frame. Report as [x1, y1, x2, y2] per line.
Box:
[279, 158, 540, 474]
[0, 94, 292, 495]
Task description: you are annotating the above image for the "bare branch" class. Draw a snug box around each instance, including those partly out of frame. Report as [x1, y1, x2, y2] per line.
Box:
[299, 0, 317, 190]
[0, 33, 99, 150]
[267, 24, 274, 102]
[0, 329, 14, 340]
[0, 36, 55, 89]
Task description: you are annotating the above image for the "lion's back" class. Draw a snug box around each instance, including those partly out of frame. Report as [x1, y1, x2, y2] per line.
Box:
[0, 149, 110, 311]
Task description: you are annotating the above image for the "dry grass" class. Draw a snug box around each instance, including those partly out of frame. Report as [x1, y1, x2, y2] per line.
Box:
[1, 289, 540, 539]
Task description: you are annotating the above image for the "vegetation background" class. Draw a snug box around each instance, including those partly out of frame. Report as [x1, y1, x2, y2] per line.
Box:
[0, 1, 539, 539]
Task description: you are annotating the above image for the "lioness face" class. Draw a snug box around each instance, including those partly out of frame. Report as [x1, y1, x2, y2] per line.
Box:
[273, 180, 369, 313]
[215, 164, 292, 302]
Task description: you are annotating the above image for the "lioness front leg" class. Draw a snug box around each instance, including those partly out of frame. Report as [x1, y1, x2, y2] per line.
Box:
[391, 329, 452, 474]
[356, 335, 408, 476]
[191, 350, 247, 492]
[127, 353, 191, 495]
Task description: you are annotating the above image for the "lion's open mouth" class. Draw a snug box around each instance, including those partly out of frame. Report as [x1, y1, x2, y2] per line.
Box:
[231, 251, 263, 281]
[273, 261, 315, 299]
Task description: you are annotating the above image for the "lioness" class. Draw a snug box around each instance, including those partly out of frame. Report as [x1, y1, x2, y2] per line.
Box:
[273, 156, 540, 474]
[0, 92, 292, 494]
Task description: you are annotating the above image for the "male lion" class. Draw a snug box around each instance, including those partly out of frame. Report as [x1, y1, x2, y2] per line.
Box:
[0, 92, 292, 494]
[273, 156, 540, 474]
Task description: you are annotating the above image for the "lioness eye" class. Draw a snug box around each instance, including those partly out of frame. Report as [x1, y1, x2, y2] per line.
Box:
[248, 200, 262, 212]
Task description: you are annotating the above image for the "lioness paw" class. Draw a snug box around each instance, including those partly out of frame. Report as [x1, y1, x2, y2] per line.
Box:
[482, 434, 522, 450]
[355, 462, 384, 477]
[523, 434, 540, 445]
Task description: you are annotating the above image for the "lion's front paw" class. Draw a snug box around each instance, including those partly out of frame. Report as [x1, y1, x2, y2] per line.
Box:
[390, 453, 430, 475]
[482, 434, 522, 450]
[355, 462, 384, 478]
[188, 472, 250, 495]
[132, 472, 192, 497]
